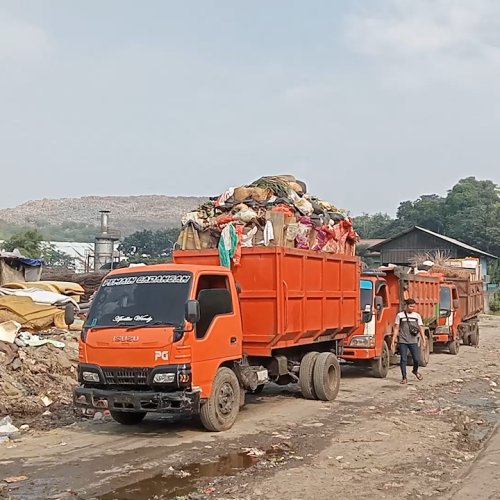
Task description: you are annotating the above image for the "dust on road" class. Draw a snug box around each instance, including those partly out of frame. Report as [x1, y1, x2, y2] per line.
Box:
[1, 315, 499, 500]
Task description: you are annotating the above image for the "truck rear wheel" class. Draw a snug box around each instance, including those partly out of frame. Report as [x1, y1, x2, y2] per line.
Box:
[299, 351, 319, 400]
[469, 324, 480, 346]
[110, 411, 146, 425]
[200, 367, 240, 432]
[371, 341, 390, 378]
[449, 339, 460, 355]
[313, 352, 341, 401]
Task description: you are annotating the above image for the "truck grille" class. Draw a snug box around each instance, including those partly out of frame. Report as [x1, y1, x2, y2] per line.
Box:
[102, 367, 151, 386]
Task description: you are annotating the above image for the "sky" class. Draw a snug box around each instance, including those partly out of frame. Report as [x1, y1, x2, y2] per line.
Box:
[1, 0, 500, 216]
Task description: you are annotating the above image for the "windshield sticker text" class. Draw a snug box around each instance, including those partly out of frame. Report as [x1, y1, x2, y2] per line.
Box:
[113, 315, 153, 323]
[102, 274, 191, 287]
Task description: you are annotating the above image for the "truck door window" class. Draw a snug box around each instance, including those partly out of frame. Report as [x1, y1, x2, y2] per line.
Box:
[375, 283, 388, 307]
[195, 275, 233, 339]
[360, 280, 373, 311]
[440, 287, 451, 310]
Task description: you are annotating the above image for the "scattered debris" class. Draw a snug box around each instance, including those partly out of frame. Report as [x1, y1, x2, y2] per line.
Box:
[3, 475, 28, 483]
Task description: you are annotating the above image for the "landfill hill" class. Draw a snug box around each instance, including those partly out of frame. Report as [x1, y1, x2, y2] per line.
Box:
[0, 195, 208, 236]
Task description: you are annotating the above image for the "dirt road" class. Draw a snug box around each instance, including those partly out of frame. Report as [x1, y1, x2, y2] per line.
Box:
[1, 315, 499, 500]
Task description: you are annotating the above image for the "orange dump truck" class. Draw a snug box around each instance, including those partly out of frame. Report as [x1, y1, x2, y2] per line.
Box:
[435, 277, 483, 350]
[341, 268, 442, 377]
[74, 247, 360, 431]
[341, 267, 484, 376]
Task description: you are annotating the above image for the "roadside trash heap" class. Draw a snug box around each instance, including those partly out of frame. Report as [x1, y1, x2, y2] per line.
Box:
[177, 175, 358, 267]
[0, 282, 85, 430]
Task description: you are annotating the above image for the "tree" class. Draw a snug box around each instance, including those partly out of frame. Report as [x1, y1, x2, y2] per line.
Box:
[39, 244, 74, 269]
[118, 228, 180, 260]
[443, 177, 500, 256]
[396, 194, 446, 233]
[2, 230, 44, 257]
[353, 213, 399, 239]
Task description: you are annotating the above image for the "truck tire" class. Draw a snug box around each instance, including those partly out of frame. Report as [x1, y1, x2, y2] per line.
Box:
[299, 351, 319, 400]
[371, 341, 390, 378]
[110, 411, 146, 425]
[469, 331, 479, 346]
[200, 367, 240, 432]
[449, 339, 460, 355]
[469, 324, 480, 346]
[313, 352, 341, 401]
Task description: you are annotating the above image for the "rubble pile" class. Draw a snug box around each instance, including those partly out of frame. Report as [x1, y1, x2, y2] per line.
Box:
[177, 175, 358, 265]
[0, 330, 78, 420]
[0, 282, 86, 428]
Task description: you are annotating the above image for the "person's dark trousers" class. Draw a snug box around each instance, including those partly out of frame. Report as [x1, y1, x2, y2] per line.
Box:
[398, 342, 420, 379]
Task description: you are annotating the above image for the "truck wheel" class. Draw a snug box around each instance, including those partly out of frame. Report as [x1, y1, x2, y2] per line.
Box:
[469, 324, 480, 346]
[299, 351, 319, 400]
[249, 384, 264, 394]
[200, 367, 240, 432]
[313, 352, 341, 401]
[469, 332, 479, 346]
[110, 411, 146, 425]
[419, 338, 430, 367]
[449, 340, 460, 355]
[371, 341, 390, 378]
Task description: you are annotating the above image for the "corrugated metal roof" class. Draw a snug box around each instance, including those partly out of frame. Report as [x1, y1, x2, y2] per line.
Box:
[369, 226, 498, 259]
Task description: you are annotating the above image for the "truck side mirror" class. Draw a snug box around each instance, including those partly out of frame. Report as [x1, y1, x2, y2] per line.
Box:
[374, 296, 384, 311]
[185, 300, 200, 324]
[64, 303, 75, 327]
[362, 310, 373, 323]
[453, 299, 460, 309]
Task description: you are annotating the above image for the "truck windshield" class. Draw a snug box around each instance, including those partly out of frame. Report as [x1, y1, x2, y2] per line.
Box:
[360, 279, 373, 311]
[440, 286, 451, 312]
[84, 271, 192, 328]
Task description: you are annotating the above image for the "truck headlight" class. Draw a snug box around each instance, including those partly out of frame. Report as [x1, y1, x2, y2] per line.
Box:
[82, 371, 100, 383]
[349, 335, 376, 348]
[153, 373, 175, 384]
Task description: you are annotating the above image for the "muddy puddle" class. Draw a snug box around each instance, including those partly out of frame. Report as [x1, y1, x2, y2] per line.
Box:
[99, 451, 260, 500]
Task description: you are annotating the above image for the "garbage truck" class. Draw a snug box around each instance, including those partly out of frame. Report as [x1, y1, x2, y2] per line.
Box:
[340, 266, 484, 377]
[74, 247, 360, 431]
[340, 267, 440, 377]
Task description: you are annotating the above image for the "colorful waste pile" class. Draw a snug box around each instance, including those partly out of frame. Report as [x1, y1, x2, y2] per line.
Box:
[177, 175, 358, 266]
[0, 286, 83, 332]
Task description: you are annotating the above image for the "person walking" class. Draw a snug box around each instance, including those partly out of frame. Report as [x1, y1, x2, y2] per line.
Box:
[391, 298, 427, 384]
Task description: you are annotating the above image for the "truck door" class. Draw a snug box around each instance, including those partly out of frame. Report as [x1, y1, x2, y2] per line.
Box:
[439, 286, 453, 327]
[191, 274, 242, 396]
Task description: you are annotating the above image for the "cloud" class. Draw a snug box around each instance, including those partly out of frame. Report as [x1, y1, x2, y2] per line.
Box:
[281, 82, 338, 103]
[0, 11, 53, 61]
[342, 0, 500, 88]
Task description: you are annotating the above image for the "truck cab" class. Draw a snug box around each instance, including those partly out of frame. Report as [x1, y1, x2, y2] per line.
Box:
[341, 272, 396, 378]
[75, 264, 245, 429]
[433, 283, 461, 353]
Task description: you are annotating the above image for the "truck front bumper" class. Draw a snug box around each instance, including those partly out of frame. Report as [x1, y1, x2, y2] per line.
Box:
[74, 387, 201, 414]
[341, 347, 377, 361]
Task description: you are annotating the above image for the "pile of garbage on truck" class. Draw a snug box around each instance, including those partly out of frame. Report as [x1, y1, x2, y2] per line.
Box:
[177, 175, 358, 266]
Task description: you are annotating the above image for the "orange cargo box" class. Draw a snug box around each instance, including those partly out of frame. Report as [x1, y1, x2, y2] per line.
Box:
[382, 268, 442, 322]
[446, 278, 483, 320]
[174, 247, 360, 357]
